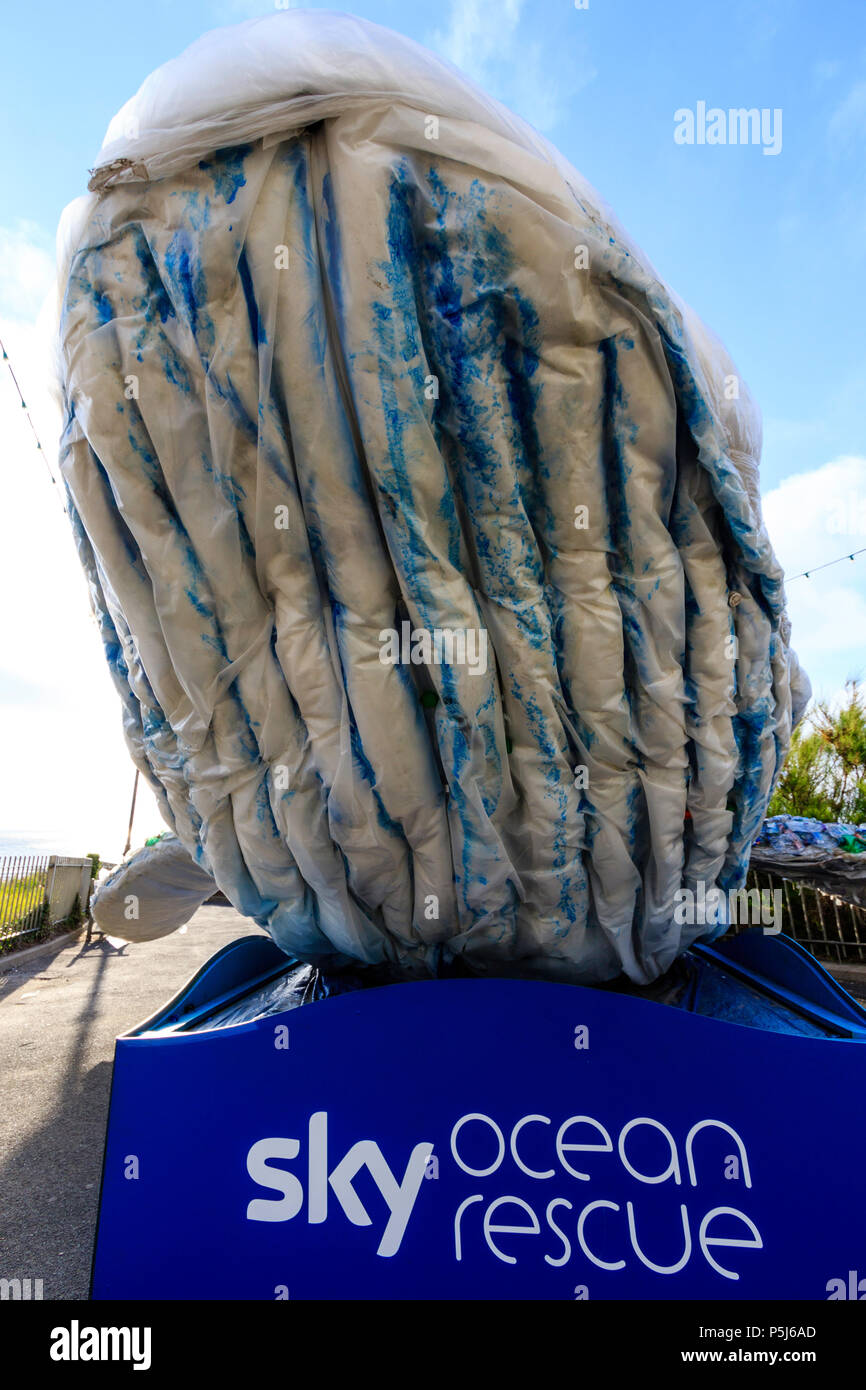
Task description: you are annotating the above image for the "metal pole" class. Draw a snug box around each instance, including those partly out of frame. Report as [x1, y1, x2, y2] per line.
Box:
[45, 856, 58, 926]
[9, 856, 24, 932]
[0, 856, 13, 929]
[123, 769, 140, 857]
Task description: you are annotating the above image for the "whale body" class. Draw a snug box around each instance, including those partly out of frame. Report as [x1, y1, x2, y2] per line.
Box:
[55, 12, 809, 983]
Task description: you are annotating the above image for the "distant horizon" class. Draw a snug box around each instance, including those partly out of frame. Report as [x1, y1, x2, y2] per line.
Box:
[0, 815, 165, 863]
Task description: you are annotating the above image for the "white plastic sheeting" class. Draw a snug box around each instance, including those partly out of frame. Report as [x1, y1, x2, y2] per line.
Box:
[55, 11, 809, 984]
[91, 836, 215, 941]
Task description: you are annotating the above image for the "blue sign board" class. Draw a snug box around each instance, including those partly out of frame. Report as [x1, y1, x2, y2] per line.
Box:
[93, 967, 866, 1300]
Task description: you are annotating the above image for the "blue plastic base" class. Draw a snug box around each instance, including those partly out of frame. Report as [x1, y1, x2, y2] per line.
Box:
[92, 933, 866, 1300]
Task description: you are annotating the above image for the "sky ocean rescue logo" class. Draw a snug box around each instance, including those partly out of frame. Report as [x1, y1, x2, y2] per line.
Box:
[245, 1109, 763, 1283]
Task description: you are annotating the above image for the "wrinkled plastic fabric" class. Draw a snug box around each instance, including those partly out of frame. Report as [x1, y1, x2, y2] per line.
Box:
[55, 11, 809, 984]
[170, 949, 833, 1040]
[91, 836, 216, 941]
[190, 960, 373, 1031]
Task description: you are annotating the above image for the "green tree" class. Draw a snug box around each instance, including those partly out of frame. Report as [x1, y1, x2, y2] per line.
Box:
[769, 680, 866, 823]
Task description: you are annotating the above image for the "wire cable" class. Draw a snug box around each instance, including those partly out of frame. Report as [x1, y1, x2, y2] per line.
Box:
[786, 547, 866, 582]
[1, 334, 62, 498]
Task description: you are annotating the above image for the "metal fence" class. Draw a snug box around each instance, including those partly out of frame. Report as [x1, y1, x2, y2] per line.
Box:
[0, 855, 93, 949]
[0, 855, 50, 943]
[2, 851, 864, 964]
[746, 866, 866, 966]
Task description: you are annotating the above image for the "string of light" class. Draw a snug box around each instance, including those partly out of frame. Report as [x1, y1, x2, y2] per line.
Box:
[1, 334, 62, 497]
[786, 547, 866, 582]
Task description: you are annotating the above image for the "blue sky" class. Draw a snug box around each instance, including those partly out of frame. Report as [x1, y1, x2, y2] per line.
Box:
[0, 0, 864, 852]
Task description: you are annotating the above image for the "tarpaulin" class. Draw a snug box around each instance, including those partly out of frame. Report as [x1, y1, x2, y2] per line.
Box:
[54, 10, 809, 983]
[91, 835, 216, 941]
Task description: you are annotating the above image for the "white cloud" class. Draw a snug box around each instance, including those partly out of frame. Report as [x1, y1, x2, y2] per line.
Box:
[0, 220, 55, 323]
[813, 59, 842, 87]
[828, 79, 866, 153]
[762, 456, 866, 700]
[428, 0, 592, 133]
[763, 455, 866, 567]
[733, 0, 783, 47]
[0, 222, 162, 860]
[210, 0, 299, 24]
[432, 0, 523, 74]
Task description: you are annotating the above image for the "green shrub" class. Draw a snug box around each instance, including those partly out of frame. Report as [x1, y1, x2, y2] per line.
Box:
[769, 680, 866, 823]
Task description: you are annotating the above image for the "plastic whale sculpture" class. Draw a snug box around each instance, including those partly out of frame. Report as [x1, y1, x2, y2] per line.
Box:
[55, 11, 809, 984]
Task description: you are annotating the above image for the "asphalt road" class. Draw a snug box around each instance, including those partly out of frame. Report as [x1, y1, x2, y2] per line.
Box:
[0, 905, 261, 1300]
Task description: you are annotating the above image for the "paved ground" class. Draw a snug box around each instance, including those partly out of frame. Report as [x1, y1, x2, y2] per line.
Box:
[826, 961, 866, 1001]
[0, 905, 261, 1300]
